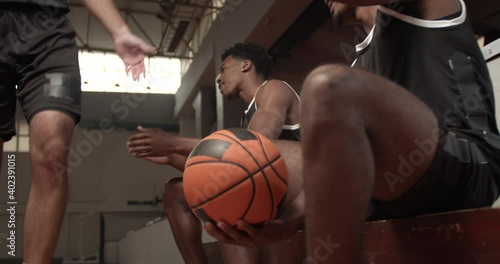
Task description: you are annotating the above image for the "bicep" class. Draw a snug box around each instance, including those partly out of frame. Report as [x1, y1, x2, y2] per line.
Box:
[248, 81, 295, 139]
[247, 109, 286, 140]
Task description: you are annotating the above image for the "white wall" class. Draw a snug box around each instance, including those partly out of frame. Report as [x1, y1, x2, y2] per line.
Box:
[0, 126, 182, 261]
[489, 54, 500, 207]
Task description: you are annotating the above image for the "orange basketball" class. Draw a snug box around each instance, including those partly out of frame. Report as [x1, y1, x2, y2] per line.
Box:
[183, 128, 288, 227]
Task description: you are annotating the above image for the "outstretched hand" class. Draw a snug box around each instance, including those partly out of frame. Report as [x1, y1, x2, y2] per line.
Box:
[127, 126, 178, 157]
[204, 219, 293, 247]
[113, 28, 156, 81]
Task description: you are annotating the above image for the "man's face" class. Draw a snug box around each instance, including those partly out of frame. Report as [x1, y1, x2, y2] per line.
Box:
[325, 0, 358, 27]
[218, 55, 244, 100]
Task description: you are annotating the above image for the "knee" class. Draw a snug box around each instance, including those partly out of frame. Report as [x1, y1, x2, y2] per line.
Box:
[301, 64, 361, 126]
[302, 64, 354, 105]
[163, 178, 186, 212]
[31, 137, 68, 171]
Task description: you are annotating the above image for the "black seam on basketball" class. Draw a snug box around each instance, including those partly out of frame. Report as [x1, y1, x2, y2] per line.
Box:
[212, 132, 261, 166]
[256, 134, 287, 186]
[187, 157, 280, 209]
[240, 174, 257, 222]
[255, 134, 276, 223]
[214, 131, 274, 221]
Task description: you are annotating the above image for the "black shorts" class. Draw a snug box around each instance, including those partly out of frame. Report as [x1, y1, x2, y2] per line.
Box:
[371, 124, 500, 220]
[0, 4, 81, 142]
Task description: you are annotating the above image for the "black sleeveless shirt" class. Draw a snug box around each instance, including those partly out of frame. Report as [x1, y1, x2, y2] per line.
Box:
[240, 81, 301, 141]
[353, 0, 500, 166]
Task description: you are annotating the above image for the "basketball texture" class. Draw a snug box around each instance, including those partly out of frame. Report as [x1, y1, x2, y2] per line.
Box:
[183, 128, 288, 227]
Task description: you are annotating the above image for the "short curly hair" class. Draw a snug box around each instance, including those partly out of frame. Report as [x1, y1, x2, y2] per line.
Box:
[221, 43, 274, 79]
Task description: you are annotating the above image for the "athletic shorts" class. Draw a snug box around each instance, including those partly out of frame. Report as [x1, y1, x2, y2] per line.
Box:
[370, 122, 500, 220]
[0, 4, 81, 142]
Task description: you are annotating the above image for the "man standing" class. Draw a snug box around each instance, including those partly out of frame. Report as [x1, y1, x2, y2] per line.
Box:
[0, 0, 154, 262]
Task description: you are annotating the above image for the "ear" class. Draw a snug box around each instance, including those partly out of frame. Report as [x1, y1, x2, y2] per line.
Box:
[241, 60, 252, 72]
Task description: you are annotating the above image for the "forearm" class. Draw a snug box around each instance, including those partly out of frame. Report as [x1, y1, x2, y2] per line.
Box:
[168, 154, 188, 172]
[174, 137, 201, 156]
[82, 0, 129, 38]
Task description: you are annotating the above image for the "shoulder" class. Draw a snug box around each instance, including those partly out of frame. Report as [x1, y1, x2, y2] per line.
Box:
[257, 79, 296, 99]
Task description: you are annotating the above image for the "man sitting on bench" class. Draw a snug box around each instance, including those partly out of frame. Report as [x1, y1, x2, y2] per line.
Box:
[298, 0, 500, 262]
[206, 1, 500, 263]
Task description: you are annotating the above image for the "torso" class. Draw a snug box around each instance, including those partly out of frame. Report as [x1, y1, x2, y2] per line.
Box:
[354, 0, 500, 163]
[240, 81, 301, 141]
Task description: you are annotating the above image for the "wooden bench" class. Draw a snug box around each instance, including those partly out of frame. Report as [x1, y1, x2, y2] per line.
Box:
[204, 208, 500, 263]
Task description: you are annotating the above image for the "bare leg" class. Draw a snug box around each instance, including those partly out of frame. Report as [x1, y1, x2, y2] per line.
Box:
[24, 111, 75, 264]
[218, 140, 304, 264]
[301, 65, 439, 263]
[164, 177, 208, 264]
[220, 244, 260, 264]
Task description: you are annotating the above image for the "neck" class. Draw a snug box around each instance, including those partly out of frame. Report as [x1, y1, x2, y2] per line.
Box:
[239, 76, 267, 106]
[357, 6, 378, 33]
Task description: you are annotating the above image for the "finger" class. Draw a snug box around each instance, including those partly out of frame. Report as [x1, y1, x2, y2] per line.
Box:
[128, 145, 152, 153]
[237, 221, 258, 238]
[125, 64, 133, 77]
[217, 222, 246, 241]
[128, 63, 141, 81]
[136, 126, 154, 133]
[128, 133, 149, 142]
[205, 222, 233, 243]
[127, 139, 151, 148]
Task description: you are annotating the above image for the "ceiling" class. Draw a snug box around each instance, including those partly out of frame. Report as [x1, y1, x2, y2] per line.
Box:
[66, 0, 500, 62]
[67, 0, 499, 129]
[68, 0, 218, 58]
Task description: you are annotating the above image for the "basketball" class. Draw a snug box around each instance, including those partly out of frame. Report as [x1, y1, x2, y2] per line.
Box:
[182, 128, 288, 227]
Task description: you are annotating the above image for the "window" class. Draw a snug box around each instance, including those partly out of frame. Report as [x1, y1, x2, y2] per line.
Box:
[212, 0, 227, 21]
[3, 118, 30, 153]
[79, 51, 181, 94]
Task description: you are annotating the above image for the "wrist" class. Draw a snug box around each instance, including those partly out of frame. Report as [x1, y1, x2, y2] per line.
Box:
[112, 25, 131, 40]
[173, 136, 192, 156]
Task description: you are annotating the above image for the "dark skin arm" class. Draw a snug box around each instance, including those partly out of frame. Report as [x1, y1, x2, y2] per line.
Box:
[127, 126, 199, 157]
[127, 80, 296, 171]
[247, 79, 297, 140]
[143, 154, 188, 172]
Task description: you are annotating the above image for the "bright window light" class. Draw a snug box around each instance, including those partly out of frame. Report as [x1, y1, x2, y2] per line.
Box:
[78, 50, 181, 94]
[3, 118, 30, 153]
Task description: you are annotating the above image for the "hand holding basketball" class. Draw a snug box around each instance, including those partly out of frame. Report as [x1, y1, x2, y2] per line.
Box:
[204, 219, 292, 246]
[183, 128, 289, 227]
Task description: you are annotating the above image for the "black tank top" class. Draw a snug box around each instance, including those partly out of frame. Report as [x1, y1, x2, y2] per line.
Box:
[240, 81, 301, 141]
[353, 0, 500, 164]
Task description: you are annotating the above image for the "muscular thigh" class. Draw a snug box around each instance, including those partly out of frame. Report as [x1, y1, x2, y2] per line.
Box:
[271, 140, 303, 209]
[332, 66, 439, 201]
